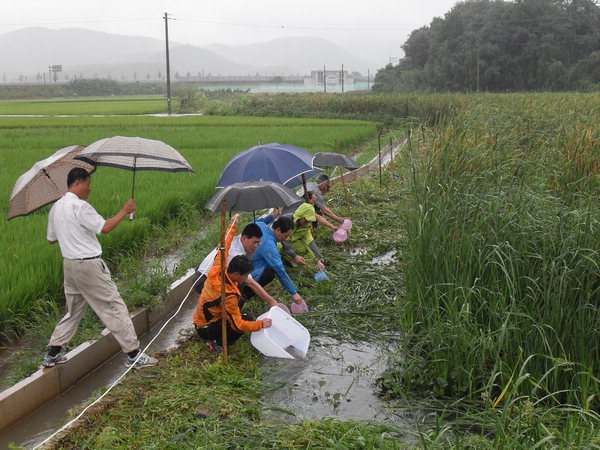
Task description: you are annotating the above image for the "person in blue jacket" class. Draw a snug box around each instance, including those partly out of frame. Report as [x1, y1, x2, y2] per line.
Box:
[244, 215, 308, 309]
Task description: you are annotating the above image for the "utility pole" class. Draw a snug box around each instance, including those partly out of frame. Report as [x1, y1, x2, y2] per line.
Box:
[367, 69, 370, 90]
[341, 63, 344, 93]
[164, 12, 172, 115]
[476, 43, 480, 93]
[323, 65, 327, 93]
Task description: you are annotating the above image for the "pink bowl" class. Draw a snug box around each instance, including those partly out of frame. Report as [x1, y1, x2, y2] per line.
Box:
[341, 218, 353, 230]
[290, 300, 308, 314]
[290, 302, 304, 314]
[276, 303, 290, 314]
[333, 228, 348, 242]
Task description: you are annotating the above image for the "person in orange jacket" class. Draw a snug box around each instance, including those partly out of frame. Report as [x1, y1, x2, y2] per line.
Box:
[193, 216, 272, 353]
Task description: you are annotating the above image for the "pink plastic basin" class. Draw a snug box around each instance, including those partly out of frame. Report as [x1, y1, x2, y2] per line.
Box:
[333, 228, 348, 242]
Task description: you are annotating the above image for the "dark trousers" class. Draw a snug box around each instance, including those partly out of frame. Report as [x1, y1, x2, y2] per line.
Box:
[193, 273, 207, 294]
[194, 311, 255, 346]
[242, 267, 276, 299]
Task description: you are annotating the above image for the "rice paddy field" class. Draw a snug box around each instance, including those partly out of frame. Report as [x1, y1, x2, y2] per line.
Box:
[0, 108, 379, 342]
[0, 96, 167, 115]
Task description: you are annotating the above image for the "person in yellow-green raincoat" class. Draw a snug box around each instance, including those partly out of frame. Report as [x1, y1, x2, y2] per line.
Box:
[284, 191, 339, 271]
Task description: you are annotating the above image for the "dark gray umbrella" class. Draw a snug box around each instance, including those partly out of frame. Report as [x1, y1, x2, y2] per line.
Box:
[205, 180, 303, 212]
[314, 152, 359, 170]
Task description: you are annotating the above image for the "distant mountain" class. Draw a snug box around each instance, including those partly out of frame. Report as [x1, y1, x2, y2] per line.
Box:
[208, 37, 373, 74]
[0, 27, 373, 82]
[0, 27, 164, 72]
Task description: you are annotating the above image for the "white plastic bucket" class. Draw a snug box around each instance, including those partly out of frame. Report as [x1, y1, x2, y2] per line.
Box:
[251, 306, 310, 359]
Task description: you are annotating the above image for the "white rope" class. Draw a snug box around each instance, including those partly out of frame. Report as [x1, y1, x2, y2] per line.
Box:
[32, 279, 198, 450]
[33, 221, 240, 448]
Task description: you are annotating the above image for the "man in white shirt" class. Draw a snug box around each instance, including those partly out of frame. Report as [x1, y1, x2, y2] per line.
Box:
[42, 168, 157, 370]
[194, 215, 278, 308]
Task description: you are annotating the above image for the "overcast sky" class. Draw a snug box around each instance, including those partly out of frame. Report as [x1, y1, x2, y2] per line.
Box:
[1, 0, 459, 67]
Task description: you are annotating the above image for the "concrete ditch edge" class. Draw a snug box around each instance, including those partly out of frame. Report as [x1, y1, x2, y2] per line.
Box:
[0, 270, 196, 431]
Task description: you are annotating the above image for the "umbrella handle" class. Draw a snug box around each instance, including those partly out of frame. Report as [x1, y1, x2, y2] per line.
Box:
[129, 157, 137, 220]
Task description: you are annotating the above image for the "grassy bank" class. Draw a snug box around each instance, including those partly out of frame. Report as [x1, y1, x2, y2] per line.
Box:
[196, 91, 463, 126]
[42, 171, 409, 448]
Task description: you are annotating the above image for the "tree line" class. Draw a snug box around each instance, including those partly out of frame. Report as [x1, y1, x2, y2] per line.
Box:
[374, 0, 600, 92]
[0, 79, 165, 99]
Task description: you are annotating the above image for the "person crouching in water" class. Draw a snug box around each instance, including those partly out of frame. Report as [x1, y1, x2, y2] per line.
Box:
[193, 250, 272, 353]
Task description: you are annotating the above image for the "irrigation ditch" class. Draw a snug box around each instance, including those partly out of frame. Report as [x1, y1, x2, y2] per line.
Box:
[0, 139, 404, 448]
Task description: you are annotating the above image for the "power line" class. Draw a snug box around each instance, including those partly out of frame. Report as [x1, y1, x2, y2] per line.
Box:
[175, 17, 404, 32]
[0, 17, 158, 28]
[0, 15, 408, 33]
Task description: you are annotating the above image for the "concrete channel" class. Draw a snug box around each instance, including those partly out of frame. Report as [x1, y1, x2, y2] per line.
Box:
[0, 270, 197, 448]
[0, 138, 403, 448]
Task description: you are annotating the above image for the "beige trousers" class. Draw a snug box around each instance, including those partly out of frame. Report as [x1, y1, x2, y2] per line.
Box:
[48, 258, 139, 353]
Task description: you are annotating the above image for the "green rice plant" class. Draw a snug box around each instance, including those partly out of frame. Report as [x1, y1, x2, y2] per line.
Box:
[413, 354, 600, 448]
[0, 96, 167, 115]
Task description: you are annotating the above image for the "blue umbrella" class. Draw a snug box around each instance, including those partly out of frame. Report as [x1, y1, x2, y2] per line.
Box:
[216, 143, 317, 188]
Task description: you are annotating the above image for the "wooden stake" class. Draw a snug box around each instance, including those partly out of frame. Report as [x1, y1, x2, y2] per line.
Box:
[219, 198, 228, 360]
[378, 132, 382, 187]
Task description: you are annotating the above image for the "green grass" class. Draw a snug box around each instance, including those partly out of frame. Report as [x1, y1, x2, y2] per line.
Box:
[42, 172, 411, 449]
[382, 92, 600, 446]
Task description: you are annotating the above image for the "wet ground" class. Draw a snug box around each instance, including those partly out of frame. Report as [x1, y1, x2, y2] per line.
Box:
[262, 337, 408, 426]
[1, 316, 405, 448]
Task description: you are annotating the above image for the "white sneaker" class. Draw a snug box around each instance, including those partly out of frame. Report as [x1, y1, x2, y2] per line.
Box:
[125, 351, 158, 370]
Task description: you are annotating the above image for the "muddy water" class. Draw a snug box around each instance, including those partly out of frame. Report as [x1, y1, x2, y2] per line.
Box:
[262, 337, 410, 426]
[0, 272, 199, 449]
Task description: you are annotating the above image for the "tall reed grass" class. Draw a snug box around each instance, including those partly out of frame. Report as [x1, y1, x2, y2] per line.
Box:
[394, 93, 599, 423]
[200, 91, 464, 126]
